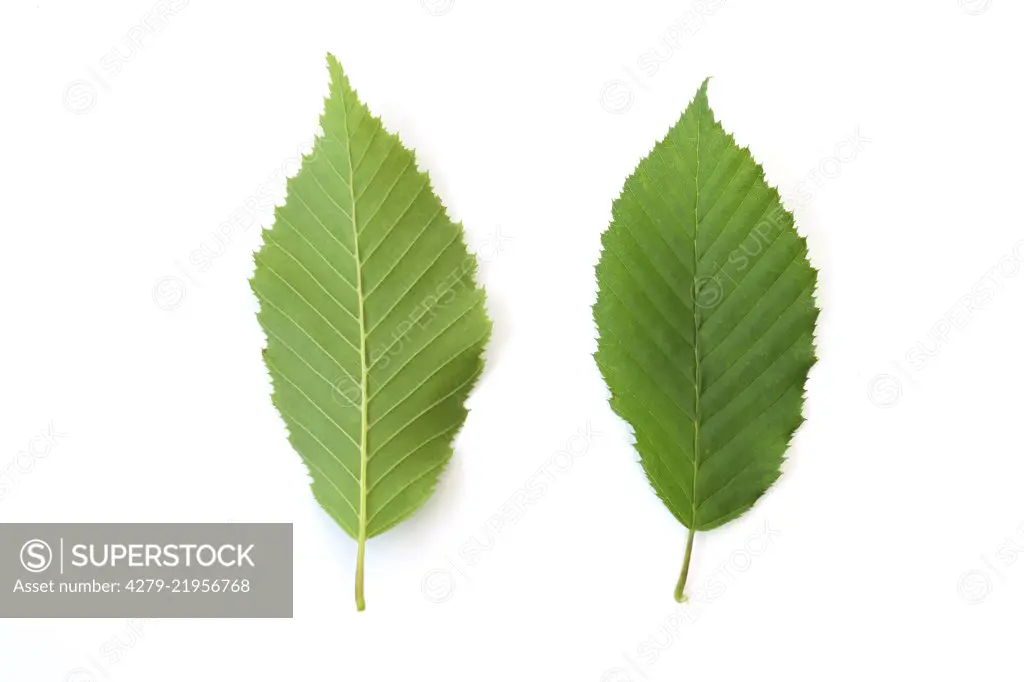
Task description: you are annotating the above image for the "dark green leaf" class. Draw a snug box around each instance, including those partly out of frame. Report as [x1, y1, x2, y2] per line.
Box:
[594, 80, 818, 601]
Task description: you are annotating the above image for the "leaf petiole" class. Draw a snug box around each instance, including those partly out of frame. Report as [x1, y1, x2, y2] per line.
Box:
[356, 536, 366, 611]
[674, 526, 696, 603]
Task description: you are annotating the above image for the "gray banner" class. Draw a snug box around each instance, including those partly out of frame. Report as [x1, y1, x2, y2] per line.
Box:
[0, 524, 292, 618]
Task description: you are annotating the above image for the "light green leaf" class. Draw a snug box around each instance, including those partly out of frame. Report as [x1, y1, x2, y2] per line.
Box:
[593, 80, 818, 602]
[251, 54, 490, 611]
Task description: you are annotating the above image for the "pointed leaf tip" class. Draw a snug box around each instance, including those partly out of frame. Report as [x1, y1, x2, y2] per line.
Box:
[691, 77, 711, 111]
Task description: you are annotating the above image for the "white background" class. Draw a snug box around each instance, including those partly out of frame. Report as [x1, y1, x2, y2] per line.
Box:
[1, 0, 1023, 679]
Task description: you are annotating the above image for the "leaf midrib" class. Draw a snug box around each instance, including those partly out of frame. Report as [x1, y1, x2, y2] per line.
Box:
[690, 105, 702, 528]
[337, 97, 371, 560]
